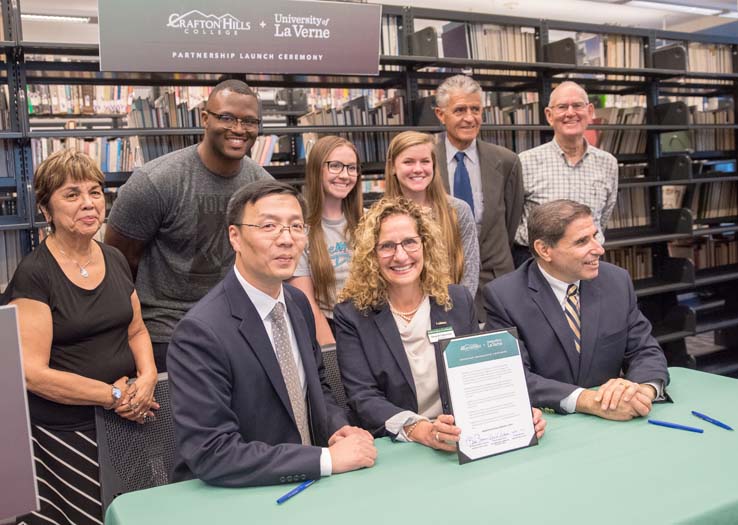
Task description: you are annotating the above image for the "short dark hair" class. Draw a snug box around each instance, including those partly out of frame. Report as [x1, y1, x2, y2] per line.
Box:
[528, 199, 593, 258]
[34, 149, 105, 232]
[208, 79, 257, 105]
[227, 179, 306, 226]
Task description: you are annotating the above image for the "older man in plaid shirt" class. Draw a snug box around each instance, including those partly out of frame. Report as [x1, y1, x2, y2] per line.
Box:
[512, 81, 618, 267]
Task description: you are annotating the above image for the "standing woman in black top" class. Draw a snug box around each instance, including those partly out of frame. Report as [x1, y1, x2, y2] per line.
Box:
[2, 150, 158, 525]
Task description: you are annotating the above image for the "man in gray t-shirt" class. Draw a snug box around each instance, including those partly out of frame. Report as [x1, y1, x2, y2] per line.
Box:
[106, 80, 272, 370]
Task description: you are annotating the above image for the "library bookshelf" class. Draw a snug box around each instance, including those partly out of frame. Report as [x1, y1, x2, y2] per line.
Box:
[1, 2, 736, 372]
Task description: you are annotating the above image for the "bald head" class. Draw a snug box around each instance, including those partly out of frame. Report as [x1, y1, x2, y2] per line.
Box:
[548, 81, 588, 108]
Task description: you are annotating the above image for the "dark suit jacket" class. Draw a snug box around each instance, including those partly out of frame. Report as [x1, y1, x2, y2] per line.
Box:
[483, 259, 668, 413]
[167, 269, 348, 487]
[435, 138, 523, 317]
[334, 285, 478, 436]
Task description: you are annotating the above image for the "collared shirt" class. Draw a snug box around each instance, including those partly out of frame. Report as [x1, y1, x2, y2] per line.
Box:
[445, 136, 484, 226]
[233, 266, 332, 476]
[516, 138, 618, 246]
[537, 263, 663, 413]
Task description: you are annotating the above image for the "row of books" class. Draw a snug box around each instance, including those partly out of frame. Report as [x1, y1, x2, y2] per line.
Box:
[298, 95, 404, 163]
[689, 181, 738, 220]
[381, 15, 401, 57]
[444, 22, 536, 63]
[26, 85, 214, 117]
[662, 181, 738, 220]
[690, 106, 735, 152]
[31, 137, 141, 173]
[607, 187, 650, 229]
[603, 246, 653, 280]
[687, 42, 734, 74]
[0, 230, 23, 293]
[669, 235, 737, 270]
[594, 106, 647, 155]
[28, 85, 135, 116]
[31, 132, 285, 175]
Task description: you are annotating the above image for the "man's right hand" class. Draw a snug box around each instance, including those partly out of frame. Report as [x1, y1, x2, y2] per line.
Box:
[328, 433, 377, 474]
[576, 389, 641, 420]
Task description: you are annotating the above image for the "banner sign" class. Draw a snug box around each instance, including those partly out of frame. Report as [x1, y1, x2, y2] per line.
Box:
[98, 0, 382, 75]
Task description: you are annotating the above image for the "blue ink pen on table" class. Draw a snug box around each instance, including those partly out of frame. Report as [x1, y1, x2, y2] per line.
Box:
[276, 479, 317, 505]
[647, 419, 703, 433]
[691, 411, 733, 431]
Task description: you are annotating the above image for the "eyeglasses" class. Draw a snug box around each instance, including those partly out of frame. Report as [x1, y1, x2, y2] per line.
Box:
[376, 236, 422, 258]
[324, 161, 359, 177]
[205, 110, 261, 129]
[234, 222, 309, 239]
[549, 102, 589, 114]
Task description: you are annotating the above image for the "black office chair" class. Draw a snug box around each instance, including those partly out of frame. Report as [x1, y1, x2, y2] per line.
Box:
[95, 372, 176, 513]
[321, 344, 348, 410]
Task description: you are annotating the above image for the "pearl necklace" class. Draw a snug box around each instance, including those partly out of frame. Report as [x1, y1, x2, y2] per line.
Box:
[55, 240, 94, 278]
[389, 296, 425, 324]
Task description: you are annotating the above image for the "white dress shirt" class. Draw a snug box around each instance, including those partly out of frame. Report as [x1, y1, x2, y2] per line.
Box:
[234, 266, 332, 475]
[384, 297, 444, 441]
[445, 136, 484, 226]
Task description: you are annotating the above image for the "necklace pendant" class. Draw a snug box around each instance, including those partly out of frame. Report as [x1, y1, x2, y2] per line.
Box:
[79, 267, 89, 278]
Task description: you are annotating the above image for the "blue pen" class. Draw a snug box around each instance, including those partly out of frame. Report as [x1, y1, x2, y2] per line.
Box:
[276, 479, 317, 505]
[648, 419, 703, 434]
[691, 411, 734, 431]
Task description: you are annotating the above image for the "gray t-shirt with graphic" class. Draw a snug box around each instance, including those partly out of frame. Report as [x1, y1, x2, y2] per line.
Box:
[107, 144, 271, 342]
[294, 215, 351, 319]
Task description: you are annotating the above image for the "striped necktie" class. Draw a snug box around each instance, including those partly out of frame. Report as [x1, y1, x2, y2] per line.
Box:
[565, 284, 581, 353]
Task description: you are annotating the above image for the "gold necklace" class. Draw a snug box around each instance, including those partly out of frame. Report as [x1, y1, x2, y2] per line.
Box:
[53, 238, 94, 278]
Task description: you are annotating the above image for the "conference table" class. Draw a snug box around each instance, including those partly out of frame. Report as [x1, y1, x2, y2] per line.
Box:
[105, 367, 738, 525]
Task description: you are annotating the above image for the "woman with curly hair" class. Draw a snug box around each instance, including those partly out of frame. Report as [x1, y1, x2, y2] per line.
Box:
[334, 197, 545, 450]
[290, 136, 363, 345]
[384, 131, 479, 297]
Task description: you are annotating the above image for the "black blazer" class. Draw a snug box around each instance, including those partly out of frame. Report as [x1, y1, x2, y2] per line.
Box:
[334, 285, 478, 436]
[484, 260, 669, 412]
[167, 269, 347, 487]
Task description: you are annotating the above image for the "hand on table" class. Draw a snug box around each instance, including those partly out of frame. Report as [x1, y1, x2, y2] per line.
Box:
[594, 379, 655, 417]
[329, 432, 377, 474]
[328, 425, 373, 446]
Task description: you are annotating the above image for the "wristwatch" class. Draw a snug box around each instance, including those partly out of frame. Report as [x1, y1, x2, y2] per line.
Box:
[108, 385, 122, 410]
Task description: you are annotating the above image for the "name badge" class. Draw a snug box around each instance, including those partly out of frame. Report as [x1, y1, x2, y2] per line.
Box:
[427, 326, 456, 343]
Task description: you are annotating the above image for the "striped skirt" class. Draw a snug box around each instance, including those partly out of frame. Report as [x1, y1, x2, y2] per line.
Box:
[16, 424, 103, 525]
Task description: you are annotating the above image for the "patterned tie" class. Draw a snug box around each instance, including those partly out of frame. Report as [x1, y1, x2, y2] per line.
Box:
[453, 151, 475, 216]
[565, 284, 581, 353]
[269, 302, 311, 445]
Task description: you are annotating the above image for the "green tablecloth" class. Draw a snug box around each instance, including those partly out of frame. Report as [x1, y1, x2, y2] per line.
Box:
[105, 367, 738, 525]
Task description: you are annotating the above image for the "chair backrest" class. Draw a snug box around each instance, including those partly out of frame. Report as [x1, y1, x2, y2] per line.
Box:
[321, 344, 348, 410]
[95, 372, 176, 513]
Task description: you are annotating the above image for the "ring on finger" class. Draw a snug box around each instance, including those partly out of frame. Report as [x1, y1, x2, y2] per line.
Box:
[435, 431, 441, 442]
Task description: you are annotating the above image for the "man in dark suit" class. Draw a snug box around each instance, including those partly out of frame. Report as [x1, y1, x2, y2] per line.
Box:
[484, 199, 668, 420]
[167, 180, 376, 487]
[434, 74, 524, 318]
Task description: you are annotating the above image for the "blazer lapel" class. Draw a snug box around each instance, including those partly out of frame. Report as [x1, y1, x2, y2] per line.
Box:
[527, 262, 580, 380]
[577, 278, 601, 384]
[224, 270, 295, 424]
[476, 138, 502, 241]
[374, 304, 417, 400]
[436, 138, 451, 193]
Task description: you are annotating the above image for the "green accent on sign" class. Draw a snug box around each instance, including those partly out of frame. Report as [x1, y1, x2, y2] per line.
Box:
[445, 331, 519, 368]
